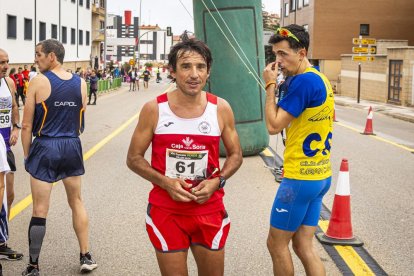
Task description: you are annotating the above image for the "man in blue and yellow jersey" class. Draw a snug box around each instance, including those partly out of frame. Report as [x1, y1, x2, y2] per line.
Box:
[262, 24, 334, 275]
[21, 39, 97, 275]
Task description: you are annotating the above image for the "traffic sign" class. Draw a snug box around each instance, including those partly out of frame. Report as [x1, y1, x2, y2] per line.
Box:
[352, 47, 376, 54]
[352, 55, 375, 62]
[352, 38, 377, 45]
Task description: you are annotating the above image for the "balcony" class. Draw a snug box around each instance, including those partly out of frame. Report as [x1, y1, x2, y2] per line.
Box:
[92, 4, 105, 15]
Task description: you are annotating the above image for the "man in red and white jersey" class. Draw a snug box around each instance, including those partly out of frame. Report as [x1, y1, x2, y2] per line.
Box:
[127, 38, 243, 275]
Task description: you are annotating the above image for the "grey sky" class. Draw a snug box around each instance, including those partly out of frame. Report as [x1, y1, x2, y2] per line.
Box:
[107, 0, 280, 35]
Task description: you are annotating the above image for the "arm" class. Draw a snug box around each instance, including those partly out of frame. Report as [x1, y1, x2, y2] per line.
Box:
[192, 98, 243, 204]
[6, 77, 20, 146]
[21, 76, 40, 158]
[80, 78, 88, 110]
[126, 101, 197, 202]
[263, 62, 295, 135]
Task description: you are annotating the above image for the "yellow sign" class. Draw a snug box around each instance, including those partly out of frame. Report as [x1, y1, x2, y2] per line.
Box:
[352, 55, 375, 62]
[352, 38, 376, 45]
[362, 38, 376, 45]
[352, 47, 376, 54]
[129, 59, 135, 66]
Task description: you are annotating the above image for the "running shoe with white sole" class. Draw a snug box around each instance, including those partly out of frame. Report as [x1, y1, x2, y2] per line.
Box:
[80, 252, 98, 273]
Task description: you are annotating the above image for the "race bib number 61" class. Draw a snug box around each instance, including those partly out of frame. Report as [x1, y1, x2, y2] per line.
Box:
[165, 149, 209, 180]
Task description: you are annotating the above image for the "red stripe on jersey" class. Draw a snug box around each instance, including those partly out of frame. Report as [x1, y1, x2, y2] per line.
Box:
[157, 93, 168, 103]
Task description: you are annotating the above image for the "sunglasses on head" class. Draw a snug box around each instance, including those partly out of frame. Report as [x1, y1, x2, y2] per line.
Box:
[275, 28, 300, 43]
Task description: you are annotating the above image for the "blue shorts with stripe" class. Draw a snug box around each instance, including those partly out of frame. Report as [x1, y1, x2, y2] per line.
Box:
[25, 136, 85, 183]
[270, 177, 331, 232]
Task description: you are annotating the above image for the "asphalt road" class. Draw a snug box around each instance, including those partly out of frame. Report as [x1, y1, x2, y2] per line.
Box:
[2, 79, 413, 275]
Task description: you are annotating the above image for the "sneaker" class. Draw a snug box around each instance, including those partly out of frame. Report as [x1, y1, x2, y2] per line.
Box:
[80, 252, 98, 273]
[22, 265, 40, 276]
[0, 244, 23, 260]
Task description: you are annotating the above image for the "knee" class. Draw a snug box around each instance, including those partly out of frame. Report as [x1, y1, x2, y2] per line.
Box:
[267, 235, 285, 258]
[7, 191, 14, 205]
[67, 196, 83, 210]
[292, 240, 312, 260]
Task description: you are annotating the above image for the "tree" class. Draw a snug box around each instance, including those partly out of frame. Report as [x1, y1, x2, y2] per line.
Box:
[262, 7, 279, 31]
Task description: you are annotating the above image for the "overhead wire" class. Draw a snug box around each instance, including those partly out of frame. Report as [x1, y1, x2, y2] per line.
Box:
[199, 0, 266, 90]
[178, 0, 194, 19]
[207, 0, 264, 84]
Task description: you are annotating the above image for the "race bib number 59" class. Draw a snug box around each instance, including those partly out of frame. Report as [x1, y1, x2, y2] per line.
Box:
[165, 149, 209, 180]
[0, 109, 11, 129]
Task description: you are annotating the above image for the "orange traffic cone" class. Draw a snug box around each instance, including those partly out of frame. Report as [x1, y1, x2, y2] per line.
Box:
[316, 159, 363, 246]
[333, 109, 338, 122]
[361, 106, 375, 135]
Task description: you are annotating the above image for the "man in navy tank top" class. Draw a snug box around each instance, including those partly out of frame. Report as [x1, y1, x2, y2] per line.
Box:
[127, 38, 243, 276]
[21, 39, 97, 275]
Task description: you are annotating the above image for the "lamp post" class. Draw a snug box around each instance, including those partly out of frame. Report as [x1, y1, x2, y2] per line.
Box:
[136, 0, 143, 69]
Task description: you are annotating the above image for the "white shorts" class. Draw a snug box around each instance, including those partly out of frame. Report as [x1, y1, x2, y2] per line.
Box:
[0, 134, 10, 173]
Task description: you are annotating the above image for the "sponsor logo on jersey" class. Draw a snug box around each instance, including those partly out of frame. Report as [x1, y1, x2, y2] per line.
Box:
[198, 121, 211, 134]
[308, 106, 331, 122]
[54, 101, 77, 107]
[170, 136, 206, 150]
[164, 122, 174, 127]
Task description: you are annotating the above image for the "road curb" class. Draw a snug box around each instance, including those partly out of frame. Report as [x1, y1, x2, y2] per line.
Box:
[335, 100, 414, 123]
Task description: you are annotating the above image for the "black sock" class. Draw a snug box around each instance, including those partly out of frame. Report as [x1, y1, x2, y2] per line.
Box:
[80, 252, 91, 260]
[28, 217, 46, 266]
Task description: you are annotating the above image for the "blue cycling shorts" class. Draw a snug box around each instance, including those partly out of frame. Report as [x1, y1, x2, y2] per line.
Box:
[270, 177, 331, 232]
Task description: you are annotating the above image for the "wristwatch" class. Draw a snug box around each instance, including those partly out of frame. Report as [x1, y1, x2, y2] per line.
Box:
[13, 123, 22, 129]
[218, 176, 226, 189]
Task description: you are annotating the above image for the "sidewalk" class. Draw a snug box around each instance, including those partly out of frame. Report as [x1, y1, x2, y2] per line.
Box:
[334, 95, 414, 123]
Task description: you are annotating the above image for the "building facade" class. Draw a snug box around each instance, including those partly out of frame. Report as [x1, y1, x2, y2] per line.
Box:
[105, 12, 173, 67]
[280, 0, 414, 104]
[280, 0, 414, 82]
[0, 0, 93, 70]
[91, 0, 106, 69]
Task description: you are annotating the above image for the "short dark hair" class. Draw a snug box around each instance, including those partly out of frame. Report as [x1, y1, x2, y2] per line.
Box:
[168, 38, 213, 72]
[37, 39, 65, 64]
[269, 24, 309, 52]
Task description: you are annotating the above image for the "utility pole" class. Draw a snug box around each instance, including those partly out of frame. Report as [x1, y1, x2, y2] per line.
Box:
[103, 0, 107, 70]
[137, 0, 142, 69]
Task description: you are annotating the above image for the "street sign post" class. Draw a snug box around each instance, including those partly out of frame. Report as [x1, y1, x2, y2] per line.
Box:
[352, 47, 376, 54]
[352, 38, 377, 45]
[352, 35, 376, 103]
[352, 55, 375, 62]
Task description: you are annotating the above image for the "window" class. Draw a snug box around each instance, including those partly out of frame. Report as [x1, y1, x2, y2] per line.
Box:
[298, 0, 303, 9]
[303, 24, 309, 32]
[284, 3, 289, 17]
[303, 0, 309, 6]
[100, 20, 105, 30]
[62, 26, 67, 43]
[39, 21, 46, 41]
[24, 18, 33, 40]
[86, 0, 90, 9]
[71, 28, 76, 44]
[79, 0, 83, 6]
[360, 24, 370, 36]
[71, 0, 75, 3]
[99, 0, 105, 8]
[79, 30, 83, 45]
[290, 0, 296, 12]
[7, 15, 17, 39]
[51, 24, 58, 39]
[86, 31, 90, 45]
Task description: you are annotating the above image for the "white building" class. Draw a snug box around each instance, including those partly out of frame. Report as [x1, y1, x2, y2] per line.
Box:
[105, 13, 172, 66]
[0, 0, 92, 69]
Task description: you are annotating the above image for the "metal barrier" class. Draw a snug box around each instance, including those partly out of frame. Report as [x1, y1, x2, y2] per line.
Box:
[87, 77, 122, 94]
